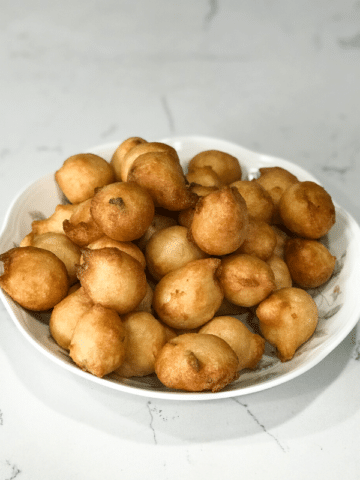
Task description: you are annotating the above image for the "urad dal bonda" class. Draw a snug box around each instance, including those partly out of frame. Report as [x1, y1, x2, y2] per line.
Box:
[279, 181, 336, 239]
[190, 186, 249, 256]
[69, 304, 126, 378]
[255, 166, 299, 223]
[77, 247, 147, 314]
[110, 136, 147, 181]
[127, 150, 198, 211]
[186, 165, 222, 188]
[234, 218, 277, 261]
[152, 258, 224, 330]
[266, 254, 293, 290]
[219, 254, 276, 308]
[145, 225, 208, 281]
[230, 180, 275, 224]
[199, 316, 265, 371]
[155, 333, 239, 393]
[256, 287, 318, 362]
[30, 232, 81, 285]
[136, 213, 178, 251]
[188, 149, 242, 185]
[120, 141, 179, 182]
[55, 153, 115, 204]
[0, 136, 341, 393]
[0, 246, 69, 311]
[284, 238, 336, 288]
[84, 236, 146, 269]
[114, 311, 170, 378]
[90, 182, 155, 242]
[50, 287, 94, 350]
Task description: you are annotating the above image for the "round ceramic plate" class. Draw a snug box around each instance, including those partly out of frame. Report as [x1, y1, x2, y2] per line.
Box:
[1, 136, 360, 400]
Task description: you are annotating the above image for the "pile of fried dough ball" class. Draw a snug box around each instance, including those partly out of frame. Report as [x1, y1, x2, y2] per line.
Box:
[0, 137, 337, 392]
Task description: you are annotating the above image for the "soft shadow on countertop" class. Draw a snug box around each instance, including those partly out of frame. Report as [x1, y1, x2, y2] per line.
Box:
[1, 309, 359, 446]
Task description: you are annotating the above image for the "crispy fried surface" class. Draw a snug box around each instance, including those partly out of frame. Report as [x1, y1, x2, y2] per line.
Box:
[77, 247, 147, 314]
[115, 311, 169, 378]
[190, 186, 249, 256]
[145, 225, 208, 281]
[155, 333, 239, 392]
[188, 150, 242, 185]
[284, 238, 336, 288]
[152, 258, 224, 330]
[55, 153, 115, 204]
[69, 304, 126, 378]
[200, 316, 265, 371]
[220, 253, 276, 307]
[90, 182, 155, 242]
[0, 246, 69, 311]
[279, 181, 336, 239]
[50, 287, 94, 350]
[256, 287, 318, 362]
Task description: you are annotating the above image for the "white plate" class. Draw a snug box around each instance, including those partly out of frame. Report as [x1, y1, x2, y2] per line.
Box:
[1, 136, 360, 401]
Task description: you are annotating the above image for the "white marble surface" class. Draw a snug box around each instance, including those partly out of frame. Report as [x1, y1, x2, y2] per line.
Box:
[1, 1, 360, 478]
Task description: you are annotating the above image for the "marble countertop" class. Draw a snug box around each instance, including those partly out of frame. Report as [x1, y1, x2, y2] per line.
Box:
[1, 1, 360, 478]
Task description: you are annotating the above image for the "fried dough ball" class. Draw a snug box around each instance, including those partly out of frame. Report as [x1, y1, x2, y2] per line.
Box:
[84, 236, 146, 269]
[266, 254, 292, 290]
[219, 254, 276, 307]
[256, 287, 318, 362]
[152, 258, 224, 330]
[55, 153, 115, 204]
[29, 232, 81, 285]
[230, 180, 275, 224]
[121, 141, 179, 182]
[110, 136, 147, 181]
[63, 198, 103, 247]
[186, 166, 222, 188]
[256, 166, 299, 202]
[90, 182, 155, 242]
[136, 213, 177, 251]
[76, 248, 147, 314]
[284, 238, 336, 288]
[279, 181, 336, 239]
[190, 186, 249, 256]
[49, 287, 94, 350]
[69, 304, 126, 378]
[0, 246, 69, 311]
[256, 166, 299, 223]
[128, 151, 198, 211]
[199, 316, 265, 371]
[31, 203, 78, 236]
[235, 218, 277, 261]
[145, 225, 208, 281]
[178, 188, 213, 227]
[155, 333, 239, 392]
[115, 311, 168, 378]
[188, 150, 242, 185]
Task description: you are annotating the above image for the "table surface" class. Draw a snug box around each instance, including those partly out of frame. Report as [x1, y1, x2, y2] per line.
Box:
[1, 1, 360, 479]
